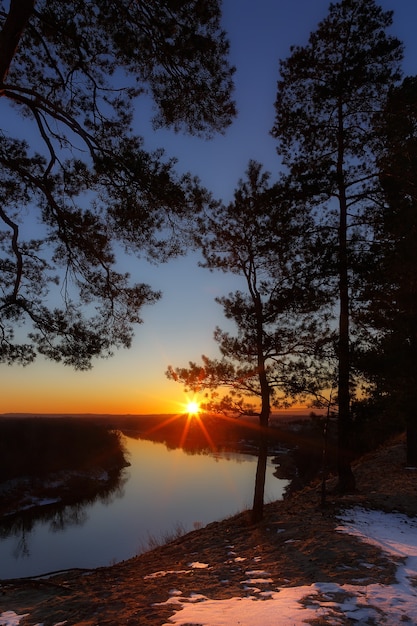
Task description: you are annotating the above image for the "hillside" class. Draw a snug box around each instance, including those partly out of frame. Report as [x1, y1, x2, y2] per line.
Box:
[1, 432, 416, 625]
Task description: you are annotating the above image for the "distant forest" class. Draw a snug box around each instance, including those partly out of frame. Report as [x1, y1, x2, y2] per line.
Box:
[0, 418, 127, 481]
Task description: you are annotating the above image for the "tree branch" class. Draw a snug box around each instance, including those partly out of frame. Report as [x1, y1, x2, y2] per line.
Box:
[0, 0, 34, 86]
[0, 206, 23, 305]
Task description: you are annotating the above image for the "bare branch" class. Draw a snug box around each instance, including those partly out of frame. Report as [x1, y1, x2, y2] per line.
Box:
[0, 0, 34, 85]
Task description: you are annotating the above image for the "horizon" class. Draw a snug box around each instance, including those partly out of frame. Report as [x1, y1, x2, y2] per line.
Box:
[2, 1, 415, 416]
[0, 408, 315, 418]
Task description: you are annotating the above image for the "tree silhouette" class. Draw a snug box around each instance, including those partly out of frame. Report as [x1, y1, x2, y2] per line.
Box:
[271, 0, 403, 491]
[167, 161, 333, 520]
[357, 76, 417, 466]
[0, 0, 235, 368]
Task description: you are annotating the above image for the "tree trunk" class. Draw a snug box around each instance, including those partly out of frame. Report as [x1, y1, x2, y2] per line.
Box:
[0, 0, 34, 85]
[406, 415, 417, 467]
[250, 373, 270, 523]
[337, 246, 355, 491]
[251, 293, 270, 522]
[251, 434, 268, 524]
[336, 97, 356, 493]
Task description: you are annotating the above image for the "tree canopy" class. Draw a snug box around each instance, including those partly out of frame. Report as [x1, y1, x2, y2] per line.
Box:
[271, 0, 403, 491]
[166, 162, 334, 423]
[356, 76, 417, 464]
[0, 0, 235, 369]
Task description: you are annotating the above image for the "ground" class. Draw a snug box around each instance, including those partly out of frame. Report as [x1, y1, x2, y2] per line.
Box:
[0, 432, 416, 625]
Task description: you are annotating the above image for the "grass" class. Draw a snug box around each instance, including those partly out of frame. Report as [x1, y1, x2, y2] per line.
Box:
[137, 520, 206, 555]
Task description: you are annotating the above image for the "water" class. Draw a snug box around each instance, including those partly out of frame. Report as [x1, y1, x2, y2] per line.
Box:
[0, 436, 288, 579]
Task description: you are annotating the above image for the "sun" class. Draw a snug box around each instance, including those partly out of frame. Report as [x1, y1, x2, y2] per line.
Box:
[186, 400, 200, 415]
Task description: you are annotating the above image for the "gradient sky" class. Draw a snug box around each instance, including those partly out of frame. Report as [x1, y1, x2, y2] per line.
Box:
[2, 0, 417, 415]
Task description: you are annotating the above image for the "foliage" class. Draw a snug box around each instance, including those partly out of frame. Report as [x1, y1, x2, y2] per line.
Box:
[272, 0, 402, 192]
[355, 76, 417, 464]
[0, 417, 127, 480]
[166, 161, 334, 422]
[0, 0, 235, 368]
[369, 76, 417, 347]
[271, 0, 403, 490]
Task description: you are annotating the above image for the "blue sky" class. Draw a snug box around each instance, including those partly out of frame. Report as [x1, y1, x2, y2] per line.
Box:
[2, 0, 417, 414]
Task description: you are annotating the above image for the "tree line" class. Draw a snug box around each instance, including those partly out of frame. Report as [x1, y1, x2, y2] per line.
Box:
[1, 1, 416, 519]
[167, 0, 417, 511]
[0, 417, 127, 480]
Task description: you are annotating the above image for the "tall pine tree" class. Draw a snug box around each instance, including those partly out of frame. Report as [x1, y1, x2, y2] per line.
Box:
[167, 161, 332, 520]
[271, 0, 403, 491]
[358, 77, 417, 465]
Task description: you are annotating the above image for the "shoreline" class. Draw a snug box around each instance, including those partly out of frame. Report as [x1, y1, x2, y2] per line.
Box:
[1, 432, 415, 625]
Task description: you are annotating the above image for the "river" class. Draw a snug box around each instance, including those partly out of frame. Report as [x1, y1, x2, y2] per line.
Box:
[0, 435, 288, 579]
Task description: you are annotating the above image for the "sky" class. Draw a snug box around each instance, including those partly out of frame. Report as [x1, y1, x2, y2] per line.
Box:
[2, 506, 417, 624]
[2, 0, 417, 415]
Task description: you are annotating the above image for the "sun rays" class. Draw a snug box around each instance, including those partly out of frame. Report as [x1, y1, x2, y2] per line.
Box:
[144, 397, 219, 451]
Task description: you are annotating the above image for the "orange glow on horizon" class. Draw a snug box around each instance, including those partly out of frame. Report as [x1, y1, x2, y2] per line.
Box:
[0, 359, 313, 417]
[142, 402, 218, 452]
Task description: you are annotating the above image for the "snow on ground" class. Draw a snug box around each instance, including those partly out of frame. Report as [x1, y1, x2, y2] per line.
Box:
[157, 507, 417, 626]
[1, 507, 417, 626]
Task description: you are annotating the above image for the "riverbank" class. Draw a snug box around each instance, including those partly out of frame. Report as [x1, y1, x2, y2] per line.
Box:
[0, 412, 328, 523]
[1, 432, 416, 625]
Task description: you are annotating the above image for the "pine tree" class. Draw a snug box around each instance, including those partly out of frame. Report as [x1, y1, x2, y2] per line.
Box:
[271, 0, 403, 491]
[167, 161, 332, 520]
[359, 77, 417, 465]
[0, 0, 235, 368]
